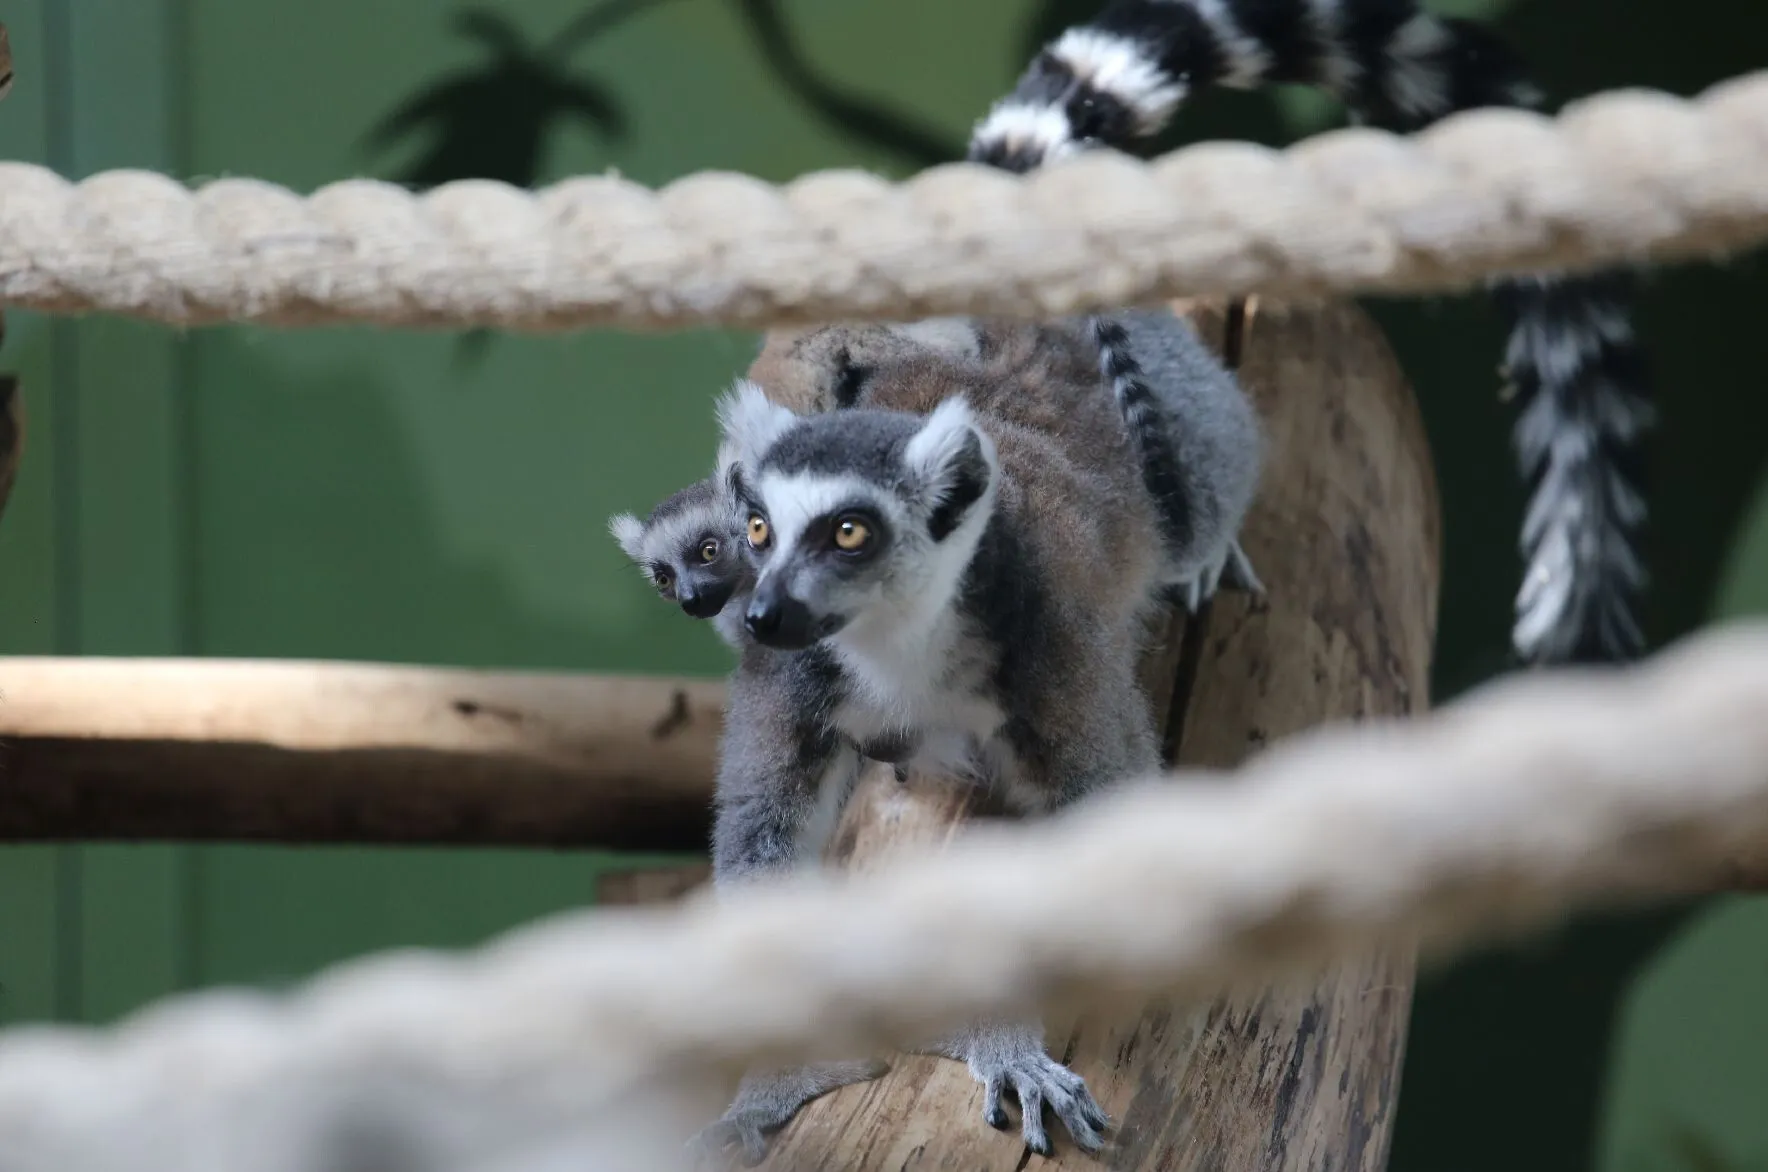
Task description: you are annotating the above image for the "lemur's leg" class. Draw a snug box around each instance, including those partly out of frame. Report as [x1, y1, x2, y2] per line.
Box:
[687, 1060, 890, 1168]
[688, 657, 883, 1168]
[903, 670, 1161, 1156]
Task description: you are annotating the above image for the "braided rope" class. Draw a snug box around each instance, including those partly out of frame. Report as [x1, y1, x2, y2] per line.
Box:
[0, 73, 1765, 333]
[2, 621, 1766, 1171]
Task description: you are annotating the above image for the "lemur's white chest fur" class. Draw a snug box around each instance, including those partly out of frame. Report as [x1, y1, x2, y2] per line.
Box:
[829, 604, 1007, 783]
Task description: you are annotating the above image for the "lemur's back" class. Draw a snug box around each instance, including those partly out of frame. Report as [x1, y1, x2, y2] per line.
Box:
[853, 320, 1168, 639]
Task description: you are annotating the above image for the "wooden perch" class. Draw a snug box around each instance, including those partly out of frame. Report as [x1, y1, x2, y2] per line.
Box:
[0, 657, 722, 849]
[0, 22, 13, 101]
[670, 297, 1438, 1170]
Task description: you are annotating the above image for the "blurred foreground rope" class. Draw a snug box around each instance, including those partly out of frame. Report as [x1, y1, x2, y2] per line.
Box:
[1, 622, 1767, 1171]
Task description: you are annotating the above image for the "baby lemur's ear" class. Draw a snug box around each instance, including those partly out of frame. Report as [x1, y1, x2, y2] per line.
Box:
[607, 513, 646, 562]
[715, 379, 798, 471]
[903, 397, 997, 542]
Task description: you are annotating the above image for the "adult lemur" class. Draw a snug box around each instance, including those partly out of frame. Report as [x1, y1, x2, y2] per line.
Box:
[700, 320, 1196, 1162]
[966, 0, 1653, 666]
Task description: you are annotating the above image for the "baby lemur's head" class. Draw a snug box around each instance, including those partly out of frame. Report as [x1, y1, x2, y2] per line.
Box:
[607, 470, 751, 620]
[716, 379, 999, 652]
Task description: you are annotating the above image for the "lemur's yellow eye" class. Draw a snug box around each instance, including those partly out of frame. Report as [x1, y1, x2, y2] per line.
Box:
[653, 568, 674, 593]
[698, 538, 720, 563]
[833, 516, 871, 552]
[747, 515, 771, 549]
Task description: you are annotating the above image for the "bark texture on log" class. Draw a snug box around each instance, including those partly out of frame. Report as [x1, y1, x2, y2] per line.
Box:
[732, 297, 1442, 1171]
[0, 657, 723, 850]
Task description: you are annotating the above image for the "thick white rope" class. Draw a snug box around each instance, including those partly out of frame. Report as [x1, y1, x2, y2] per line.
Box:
[2, 621, 1767, 1172]
[1, 73, 1766, 333]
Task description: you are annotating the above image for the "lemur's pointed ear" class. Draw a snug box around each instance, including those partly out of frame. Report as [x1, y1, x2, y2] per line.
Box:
[903, 397, 998, 542]
[608, 513, 646, 561]
[713, 437, 745, 501]
[715, 379, 797, 471]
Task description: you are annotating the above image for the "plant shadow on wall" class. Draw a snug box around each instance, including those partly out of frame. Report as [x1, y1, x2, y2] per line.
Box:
[190, 333, 717, 676]
[363, 0, 965, 365]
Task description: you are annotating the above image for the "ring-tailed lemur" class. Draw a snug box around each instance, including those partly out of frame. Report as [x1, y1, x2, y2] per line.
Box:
[694, 319, 1225, 1163]
[968, 0, 1653, 666]
[611, 306, 1263, 656]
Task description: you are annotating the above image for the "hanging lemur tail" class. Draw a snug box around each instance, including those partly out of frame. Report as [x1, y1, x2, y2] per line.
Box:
[969, 0, 1653, 666]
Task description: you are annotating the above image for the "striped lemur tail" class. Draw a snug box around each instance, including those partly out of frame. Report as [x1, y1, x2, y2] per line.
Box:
[967, 0, 1653, 667]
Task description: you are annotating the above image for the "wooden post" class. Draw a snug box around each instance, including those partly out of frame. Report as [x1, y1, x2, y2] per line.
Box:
[729, 297, 1441, 1170]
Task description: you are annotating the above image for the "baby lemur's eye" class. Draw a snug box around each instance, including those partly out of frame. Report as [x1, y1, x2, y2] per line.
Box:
[832, 515, 872, 553]
[653, 567, 674, 594]
[747, 514, 772, 549]
[698, 538, 720, 563]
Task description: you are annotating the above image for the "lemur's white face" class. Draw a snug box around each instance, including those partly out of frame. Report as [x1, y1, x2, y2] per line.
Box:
[719, 388, 998, 653]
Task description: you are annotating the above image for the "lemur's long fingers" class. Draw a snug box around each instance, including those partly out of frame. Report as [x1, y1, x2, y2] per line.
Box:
[1010, 1071, 1052, 1157]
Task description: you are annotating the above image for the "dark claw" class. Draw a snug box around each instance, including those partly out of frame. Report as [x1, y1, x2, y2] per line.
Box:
[985, 1105, 1010, 1129]
[1027, 1134, 1053, 1157]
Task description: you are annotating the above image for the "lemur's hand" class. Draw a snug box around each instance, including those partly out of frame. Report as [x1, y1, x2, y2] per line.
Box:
[933, 1023, 1109, 1157]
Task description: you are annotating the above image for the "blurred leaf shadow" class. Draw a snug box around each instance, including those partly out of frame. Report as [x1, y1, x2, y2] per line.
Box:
[364, 0, 963, 368]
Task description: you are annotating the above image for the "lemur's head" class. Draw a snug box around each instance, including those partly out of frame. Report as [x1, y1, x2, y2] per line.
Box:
[607, 468, 753, 620]
[716, 379, 999, 652]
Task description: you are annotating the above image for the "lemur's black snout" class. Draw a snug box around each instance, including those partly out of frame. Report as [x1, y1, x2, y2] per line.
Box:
[745, 588, 816, 650]
[679, 577, 734, 619]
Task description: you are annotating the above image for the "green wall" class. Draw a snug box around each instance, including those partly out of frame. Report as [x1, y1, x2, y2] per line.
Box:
[1, 0, 1766, 1169]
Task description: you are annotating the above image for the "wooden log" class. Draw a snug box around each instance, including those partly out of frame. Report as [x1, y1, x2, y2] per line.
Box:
[0, 657, 722, 849]
[745, 297, 1440, 1171]
[597, 860, 714, 904]
[0, 22, 13, 101]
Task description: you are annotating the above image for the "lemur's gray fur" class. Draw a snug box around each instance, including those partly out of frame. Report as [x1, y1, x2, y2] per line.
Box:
[969, 0, 1653, 666]
[648, 312, 1260, 1163]
[691, 322, 1211, 1163]
[613, 311, 1263, 652]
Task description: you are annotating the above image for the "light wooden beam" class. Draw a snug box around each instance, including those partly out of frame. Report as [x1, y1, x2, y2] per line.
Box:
[0, 657, 722, 849]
